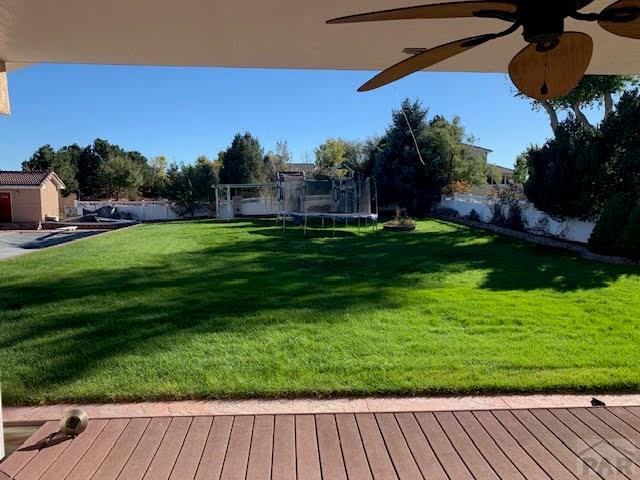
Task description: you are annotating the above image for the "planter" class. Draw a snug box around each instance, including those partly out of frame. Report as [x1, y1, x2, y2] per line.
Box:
[383, 222, 416, 232]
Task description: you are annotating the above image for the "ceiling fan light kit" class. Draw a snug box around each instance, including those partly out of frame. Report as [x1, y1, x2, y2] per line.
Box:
[327, 0, 640, 100]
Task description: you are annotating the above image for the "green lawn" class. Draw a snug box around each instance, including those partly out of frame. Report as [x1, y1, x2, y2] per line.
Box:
[1, 219, 639, 405]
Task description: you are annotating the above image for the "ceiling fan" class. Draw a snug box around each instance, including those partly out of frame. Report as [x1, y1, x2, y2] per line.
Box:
[327, 0, 640, 100]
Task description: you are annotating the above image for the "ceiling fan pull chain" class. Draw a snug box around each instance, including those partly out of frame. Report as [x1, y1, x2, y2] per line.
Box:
[541, 52, 550, 96]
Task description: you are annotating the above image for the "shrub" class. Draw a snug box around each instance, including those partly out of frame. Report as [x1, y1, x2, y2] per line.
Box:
[588, 192, 635, 255]
[467, 209, 481, 222]
[434, 207, 459, 219]
[615, 205, 640, 259]
[442, 181, 471, 197]
[504, 202, 526, 232]
[490, 202, 506, 226]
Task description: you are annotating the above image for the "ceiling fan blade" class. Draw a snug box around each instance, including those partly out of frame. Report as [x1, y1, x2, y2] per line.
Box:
[598, 0, 640, 39]
[508, 32, 593, 101]
[359, 35, 495, 92]
[327, 1, 517, 24]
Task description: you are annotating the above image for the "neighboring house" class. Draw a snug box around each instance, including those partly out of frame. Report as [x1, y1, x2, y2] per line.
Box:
[488, 165, 515, 185]
[460, 143, 514, 193]
[281, 163, 319, 177]
[0, 171, 66, 223]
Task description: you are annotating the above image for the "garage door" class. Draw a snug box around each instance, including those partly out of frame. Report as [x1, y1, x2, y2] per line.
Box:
[0, 191, 12, 222]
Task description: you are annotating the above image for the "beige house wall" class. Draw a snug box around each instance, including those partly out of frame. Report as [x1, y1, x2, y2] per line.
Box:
[0, 188, 41, 222]
[0, 180, 62, 222]
[40, 180, 61, 220]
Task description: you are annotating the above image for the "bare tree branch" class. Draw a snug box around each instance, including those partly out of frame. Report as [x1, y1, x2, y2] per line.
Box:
[540, 100, 559, 134]
[570, 103, 594, 129]
[604, 93, 614, 118]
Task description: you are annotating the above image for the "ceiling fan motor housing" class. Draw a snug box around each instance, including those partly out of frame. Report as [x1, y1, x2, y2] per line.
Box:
[519, 1, 568, 47]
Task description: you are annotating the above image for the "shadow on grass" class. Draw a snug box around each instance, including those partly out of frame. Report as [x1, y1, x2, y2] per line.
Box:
[0, 218, 637, 403]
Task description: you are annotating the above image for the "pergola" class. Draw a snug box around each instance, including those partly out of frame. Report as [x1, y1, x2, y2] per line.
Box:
[1, 0, 639, 115]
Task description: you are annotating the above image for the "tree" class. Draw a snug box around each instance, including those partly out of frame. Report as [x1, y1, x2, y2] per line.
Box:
[524, 89, 640, 219]
[99, 155, 143, 199]
[219, 133, 265, 184]
[275, 141, 291, 164]
[370, 99, 472, 214]
[192, 156, 219, 202]
[588, 192, 635, 255]
[164, 159, 218, 216]
[22, 144, 80, 195]
[140, 156, 168, 198]
[314, 138, 362, 174]
[263, 140, 291, 182]
[513, 154, 528, 184]
[314, 138, 347, 173]
[76, 145, 103, 198]
[524, 118, 601, 219]
[517, 75, 638, 135]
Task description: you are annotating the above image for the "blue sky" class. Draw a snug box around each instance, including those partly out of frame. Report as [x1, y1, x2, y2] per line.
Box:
[0, 64, 601, 170]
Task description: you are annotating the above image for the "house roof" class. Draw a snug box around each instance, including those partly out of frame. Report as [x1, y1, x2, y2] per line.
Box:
[0, 171, 66, 189]
[489, 164, 515, 175]
[1, 0, 636, 76]
[283, 163, 318, 175]
[462, 143, 493, 154]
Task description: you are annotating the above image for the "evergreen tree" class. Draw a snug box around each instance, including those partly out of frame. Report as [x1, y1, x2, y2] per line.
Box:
[219, 133, 265, 184]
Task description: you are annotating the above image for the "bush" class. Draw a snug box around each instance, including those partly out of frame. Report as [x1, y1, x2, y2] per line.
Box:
[490, 202, 506, 226]
[504, 202, 526, 232]
[434, 207, 459, 219]
[442, 181, 471, 197]
[615, 205, 640, 259]
[467, 209, 481, 222]
[588, 192, 635, 255]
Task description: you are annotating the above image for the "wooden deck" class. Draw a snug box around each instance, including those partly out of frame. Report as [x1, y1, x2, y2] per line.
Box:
[2, 406, 640, 479]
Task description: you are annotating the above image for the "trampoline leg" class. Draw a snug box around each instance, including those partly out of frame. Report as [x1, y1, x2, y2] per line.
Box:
[322, 217, 325, 228]
[304, 216, 308, 236]
[358, 217, 361, 231]
[333, 218, 336, 237]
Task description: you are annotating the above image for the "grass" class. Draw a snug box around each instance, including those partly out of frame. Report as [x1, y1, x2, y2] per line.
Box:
[1, 218, 639, 405]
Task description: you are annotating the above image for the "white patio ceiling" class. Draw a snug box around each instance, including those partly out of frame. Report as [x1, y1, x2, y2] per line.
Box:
[0, 0, 638, 75]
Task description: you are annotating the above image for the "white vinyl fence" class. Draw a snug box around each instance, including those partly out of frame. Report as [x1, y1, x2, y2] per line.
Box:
[439, 194, 596, 244]
[75, 201, 209, 221]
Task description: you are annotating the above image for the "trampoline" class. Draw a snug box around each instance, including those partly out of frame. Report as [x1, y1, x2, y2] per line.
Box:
[277, 167, 379, 235]
[285, 212, 379, 235]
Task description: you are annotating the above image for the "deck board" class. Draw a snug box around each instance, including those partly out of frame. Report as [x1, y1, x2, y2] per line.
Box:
[92, 417, 151, 480]
[513, 409, 605, 480]
[294, 415, 321, 480]
[169, 416, 213, 480]
[194, 415, 233, 480]
[272, 414, 296, 480]
[38, 419, 108, 480]
[219, 416, 253, 480]
[414, 412, 473, 480]
[3, 406, 640, 479]
[144, 416, 192, 480]
[65, 418, 130, 480]
[355, 413, 398, 480]
[335, 413, 373, 480]
[552, 408, 640, 478]
[245, 415, 274, 480]
[315, 414, 347, 480]
[473, 411, 551, 480]
[454, 410, 524, 480]
[117, 417, 171, 480]
[395, 413, 448, 480]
